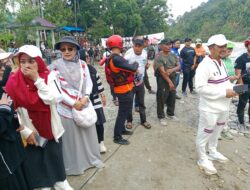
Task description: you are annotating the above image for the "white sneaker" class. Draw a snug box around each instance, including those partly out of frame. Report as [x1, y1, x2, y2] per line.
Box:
[237, 124, 248, 134]
[159, 119, 167, 126]
[166, 115, 180, 122]
[197, 159, 217, 175]
[208, 151, 229, 163]
[54, 180, 74, 190]
[100, 141, 107, 153]
[245, 122, 250, 129]
[221, 130, 234, 140]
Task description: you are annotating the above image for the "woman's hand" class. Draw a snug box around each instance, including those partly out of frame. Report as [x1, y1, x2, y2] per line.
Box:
[73, 100, 85, 110]
[22, 67, 39, 81]
[0, 93, 11, 105]
[26, 132, 38, 146]
[79, 96, 89, 107]
[100, 94, 106, 106]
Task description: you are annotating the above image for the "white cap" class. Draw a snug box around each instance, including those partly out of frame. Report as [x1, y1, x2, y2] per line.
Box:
[0, 52, 13, 60]
[207, 34, 228, 47]
[15, 45, 42, 58]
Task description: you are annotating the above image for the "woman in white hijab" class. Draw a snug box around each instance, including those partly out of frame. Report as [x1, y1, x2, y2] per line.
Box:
[49, 36, 104, 175]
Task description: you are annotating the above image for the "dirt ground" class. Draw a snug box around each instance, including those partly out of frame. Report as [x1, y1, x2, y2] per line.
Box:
[67, 64, 250, 190]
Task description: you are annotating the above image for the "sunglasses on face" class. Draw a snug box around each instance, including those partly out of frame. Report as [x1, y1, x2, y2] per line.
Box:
[60, 47, 75, 52]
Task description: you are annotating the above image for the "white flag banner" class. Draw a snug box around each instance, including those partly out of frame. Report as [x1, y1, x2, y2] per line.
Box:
[147, 32, 165, 45]
[101, 32, 165, 48]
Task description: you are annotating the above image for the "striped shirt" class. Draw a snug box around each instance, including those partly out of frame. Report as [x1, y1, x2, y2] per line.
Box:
[88, 65, 104, 109]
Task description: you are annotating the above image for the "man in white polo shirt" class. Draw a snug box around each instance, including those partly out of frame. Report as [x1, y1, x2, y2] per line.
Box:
[195, 34, 238, 175]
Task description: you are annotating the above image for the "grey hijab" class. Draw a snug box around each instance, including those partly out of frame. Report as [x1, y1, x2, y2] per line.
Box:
[49, 55, 86, 96]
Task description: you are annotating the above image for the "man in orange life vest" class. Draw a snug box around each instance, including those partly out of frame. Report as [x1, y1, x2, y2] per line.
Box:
[106, 35, 138, 145]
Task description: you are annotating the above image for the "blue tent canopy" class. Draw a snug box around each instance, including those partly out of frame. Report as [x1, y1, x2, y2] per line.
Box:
[59, 26, 84, 32]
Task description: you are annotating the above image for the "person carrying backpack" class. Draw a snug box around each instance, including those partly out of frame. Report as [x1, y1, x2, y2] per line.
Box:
[105, 35, 138, 145]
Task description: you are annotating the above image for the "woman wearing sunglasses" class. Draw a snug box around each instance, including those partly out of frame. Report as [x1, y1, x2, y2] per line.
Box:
[0, 52, 33, 190]
[5, 45, 73, 190]
[48, 36, 103, 175]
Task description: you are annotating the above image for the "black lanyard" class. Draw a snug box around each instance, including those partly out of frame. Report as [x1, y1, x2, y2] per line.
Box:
[211, 58, 228, 76]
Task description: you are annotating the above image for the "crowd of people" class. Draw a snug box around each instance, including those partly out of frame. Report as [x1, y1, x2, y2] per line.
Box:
[1, 33, 250, 189]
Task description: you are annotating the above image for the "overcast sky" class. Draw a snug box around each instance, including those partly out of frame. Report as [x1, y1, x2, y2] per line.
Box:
[167, 0, 209, 19]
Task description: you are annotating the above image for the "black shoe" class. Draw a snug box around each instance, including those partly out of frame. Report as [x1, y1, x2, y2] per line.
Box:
[122, 130, 134, 135]
[113, 138, 130, 145]
[122, 130, 133, 135]
[148, 89, 156, 94]
[190, 90, 197, 94]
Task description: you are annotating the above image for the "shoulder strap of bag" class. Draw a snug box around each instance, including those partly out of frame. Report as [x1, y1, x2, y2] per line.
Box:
[76, 60, 84, 101]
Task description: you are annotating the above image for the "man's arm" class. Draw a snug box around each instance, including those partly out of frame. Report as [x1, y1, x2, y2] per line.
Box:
[159, 66, 175, 91]
[192, 56, 197, 69]
[113, 54, 138, 72]
[234, 56, 244, 84]
[166, 59, 180, 75]
[235, 69, 243, 84]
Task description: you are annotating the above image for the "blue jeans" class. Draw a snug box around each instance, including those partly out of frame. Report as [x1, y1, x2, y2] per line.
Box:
[175, 72, 180, 88]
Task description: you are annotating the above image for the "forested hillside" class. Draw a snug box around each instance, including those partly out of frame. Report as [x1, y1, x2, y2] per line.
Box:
[167, 0, 250, 41]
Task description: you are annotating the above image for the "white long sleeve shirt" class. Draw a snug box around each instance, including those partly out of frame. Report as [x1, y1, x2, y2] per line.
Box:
[19, 71, 65, 142]
[195, 56, 234, 113]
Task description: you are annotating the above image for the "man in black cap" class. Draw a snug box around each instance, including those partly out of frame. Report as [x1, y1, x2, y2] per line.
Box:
[180, 38, 197, 96]
[124, 38, 152, 130]
[154, 38, 180, 126]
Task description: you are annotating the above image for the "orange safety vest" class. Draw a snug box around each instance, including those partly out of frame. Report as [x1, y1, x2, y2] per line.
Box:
[109, 58, 134, 94]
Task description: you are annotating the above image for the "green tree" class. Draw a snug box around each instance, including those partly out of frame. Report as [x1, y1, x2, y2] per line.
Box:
[138, 0, 169, 35]
[43, 0, 74, 27]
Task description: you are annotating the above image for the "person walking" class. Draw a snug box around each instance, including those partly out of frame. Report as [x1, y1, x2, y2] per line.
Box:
[220, 42, 237, 140]
[171, 39, 182, 99]
[234, 38, 250, 135]
[105, 35, 138, 145]
[180, 38, 196, 96]
[154, 38, 180, 126]
[194, 38, 206, 66]
[5, 45, 73, 189]
[48, 36, 103, 175]
[124, 38, 151, 130]
[143, 36, 156, 94]
[195, 34, 237, 175]
[87, 62, 108, 153]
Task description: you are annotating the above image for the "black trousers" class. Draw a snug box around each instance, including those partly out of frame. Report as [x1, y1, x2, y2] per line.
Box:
[237, 91, 250, 124]
[96, 124, 104, 143]
[144, 69, 152, 91]
[156, 76, 176, 119]
[127, 83, 146, 124]
[182, 69, 195, 93]
[114, 90, 133, 139]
